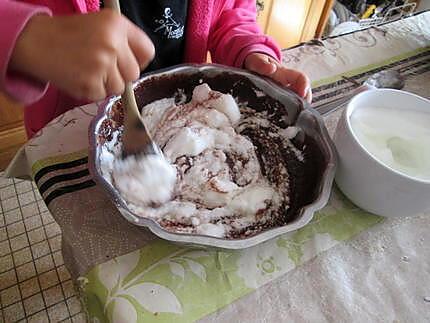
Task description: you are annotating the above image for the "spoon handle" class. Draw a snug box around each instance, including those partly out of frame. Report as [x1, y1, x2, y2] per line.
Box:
[104, 0, 120, 11]
[104, 0, 142, 125]
[123, 83, 148, 134]
[104, 0, 154, 154]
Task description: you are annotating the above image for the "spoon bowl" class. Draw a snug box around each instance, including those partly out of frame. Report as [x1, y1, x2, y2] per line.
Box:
[363, 70, 405, 89]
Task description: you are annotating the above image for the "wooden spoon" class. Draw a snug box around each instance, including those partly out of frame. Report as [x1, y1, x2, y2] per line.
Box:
[104, 0, 161, 158]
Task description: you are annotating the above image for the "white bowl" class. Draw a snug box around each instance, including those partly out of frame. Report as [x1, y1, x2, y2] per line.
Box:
[334, 89, 430, 217]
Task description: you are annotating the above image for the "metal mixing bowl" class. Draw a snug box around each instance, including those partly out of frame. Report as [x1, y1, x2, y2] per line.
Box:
[88, 64, 337, 249]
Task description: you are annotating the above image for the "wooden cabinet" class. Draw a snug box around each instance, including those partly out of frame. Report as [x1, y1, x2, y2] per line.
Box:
[0, 94, 26, 170]
[257, 0, 334, 48]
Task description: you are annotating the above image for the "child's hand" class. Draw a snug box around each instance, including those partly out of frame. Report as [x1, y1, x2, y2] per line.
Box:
[9, 9, 155, 101]
[244, 53, 312, 103]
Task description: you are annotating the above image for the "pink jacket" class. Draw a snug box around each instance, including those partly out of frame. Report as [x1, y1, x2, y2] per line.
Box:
[0, 0, 281, 138]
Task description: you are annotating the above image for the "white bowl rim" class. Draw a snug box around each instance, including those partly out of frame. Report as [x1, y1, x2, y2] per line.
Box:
[345, 88, 430, 184]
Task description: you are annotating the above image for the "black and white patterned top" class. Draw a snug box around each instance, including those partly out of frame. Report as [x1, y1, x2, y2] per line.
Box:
[109, 0, 189, 72]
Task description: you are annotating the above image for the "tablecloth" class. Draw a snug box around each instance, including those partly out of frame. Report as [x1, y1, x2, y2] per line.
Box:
[6, 11, 430, 323]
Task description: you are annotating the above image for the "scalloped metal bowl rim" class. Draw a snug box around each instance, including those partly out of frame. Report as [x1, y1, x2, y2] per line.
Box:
[88, 64, 337, 249]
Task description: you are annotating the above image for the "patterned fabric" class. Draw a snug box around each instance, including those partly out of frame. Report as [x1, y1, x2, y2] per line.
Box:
[82, 191, 381, 322]
[5, 11, 430, 323]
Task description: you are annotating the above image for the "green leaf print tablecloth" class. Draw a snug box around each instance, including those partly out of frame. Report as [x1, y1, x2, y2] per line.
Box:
[6, 11, 430, 323]
[82, 193, 382, 323]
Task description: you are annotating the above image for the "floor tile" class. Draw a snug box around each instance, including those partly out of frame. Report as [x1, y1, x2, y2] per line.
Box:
[16, 262, 36, 282]
[35, 255, 55, 274]
[1, 197, 19, 212]
[27, 309, 49, 323]
[0, 285, 21, 307]
[28, 227, 46, 245]
[24, 215, 42, 231]
[37, 201, 48, 214]
[66, 296, 82, 316]
[43, 285, 63, 307]
[61, 281, 76, 298]
[34, 190, 43, 202]
[57, 266, 71, 283]
[31, 240, 50, 259]
[52, 251, 64, 267]
[45, 222, 61, 239]
[0, 176, 13, 189]
[0, 186, 16, 201]
[39, 270, 59, 290]
[0, 241, 10, 257]
[4, 209, 22, 225]
[15, 182, 33, 195]
[48, 235, 62, 252]
[21, 203, 39, 219]
[13, 248, 32, 267]
[23, 293, 45, 316]
[41, 211, 54, 225]
[3, 301, 25, 322]
[0, 269, 17, 290]
[0, 255, 14, 273]
[6, 221, 25, 238]
[0, 227, 6, 242]
[18, 192, 36, 207]
[19, 277, 40, 299]
[1, 178, 82, 322]
[48, 301, 69, 322]
[9, 233, 29, 252]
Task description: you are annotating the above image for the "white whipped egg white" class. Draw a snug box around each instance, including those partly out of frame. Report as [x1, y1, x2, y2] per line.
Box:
[351, 105, 430, 181]
[111, 154, 177, 206]
[102, 84, 304, 238]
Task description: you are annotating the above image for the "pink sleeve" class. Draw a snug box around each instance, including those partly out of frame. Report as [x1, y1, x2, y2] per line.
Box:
[208, 0, 281, 68]
[0, 1, 52, 104]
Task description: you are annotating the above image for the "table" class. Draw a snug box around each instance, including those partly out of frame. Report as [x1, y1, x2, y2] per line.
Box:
[6, 11, 430, 323]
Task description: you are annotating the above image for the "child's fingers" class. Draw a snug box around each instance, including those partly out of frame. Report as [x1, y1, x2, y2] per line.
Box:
[117, 46, 140, 83]
[76, 74, 106, 101]
[126, 21, 155, 70]
[245, 55, 311, 101]
[106, 62, 125, 96]
[275, 68, 310, 98]
[245, 53, 277, 76]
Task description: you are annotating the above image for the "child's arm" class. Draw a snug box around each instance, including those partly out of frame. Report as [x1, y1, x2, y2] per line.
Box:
[208, 0, 280, 68]
[2, 3, 155, 103]
[0, 1, 52, 104]
[208, 0, 311, 101]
